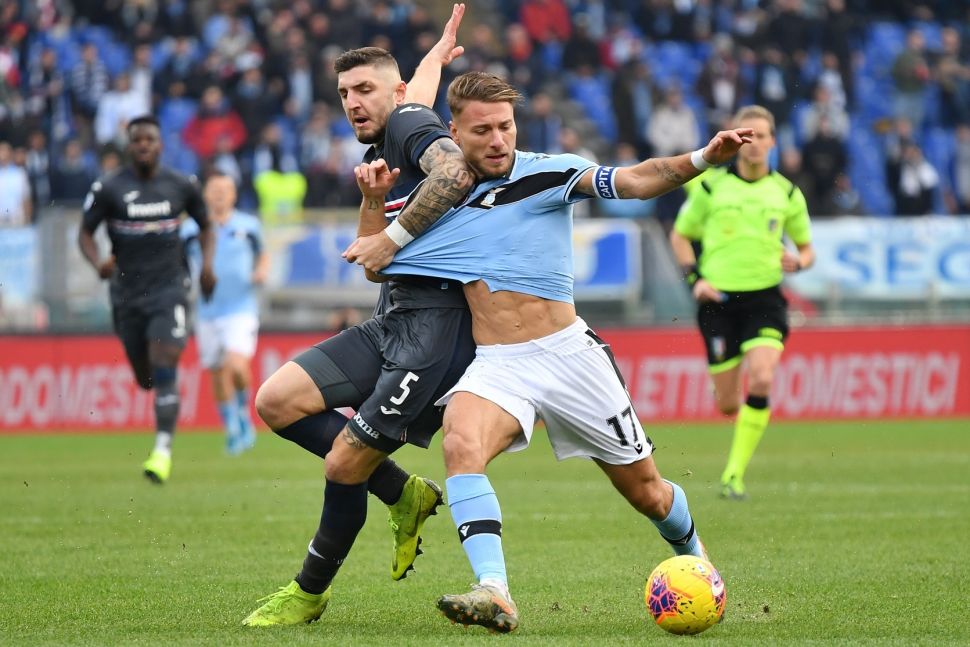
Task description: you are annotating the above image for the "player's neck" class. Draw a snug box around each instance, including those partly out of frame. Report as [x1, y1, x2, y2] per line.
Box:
[212, 210, 232, 223]
[131, 163, 159, 180]
[736, 160, 770, 182]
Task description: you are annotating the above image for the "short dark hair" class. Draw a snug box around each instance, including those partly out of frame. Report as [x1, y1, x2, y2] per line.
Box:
[447, 72, 523, 117]
[127, 115, 160, 132]
[333, 47, 400, 76]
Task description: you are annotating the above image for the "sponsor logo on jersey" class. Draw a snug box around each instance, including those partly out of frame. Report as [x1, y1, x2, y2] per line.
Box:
[127, 200, 172, 218]
[380, 405, 402, 416]
[353, 412, 381, 439]
[122, 190, 140, 203]
[398, 105, 423, 113]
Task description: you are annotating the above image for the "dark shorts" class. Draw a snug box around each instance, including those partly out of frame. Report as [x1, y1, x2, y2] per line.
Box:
[112, 292, 190, 360]
[696, 285, 789, 373]
[292, 306, 475, 453]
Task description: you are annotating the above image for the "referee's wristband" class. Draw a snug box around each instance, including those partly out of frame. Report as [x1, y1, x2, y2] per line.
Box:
[690, 148, 712, 171]
[384, 219, 414, 248]
[682, 264, 701, 287]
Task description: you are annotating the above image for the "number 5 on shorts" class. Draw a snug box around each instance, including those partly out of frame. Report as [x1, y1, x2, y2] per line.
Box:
[390, 371, 419, 405]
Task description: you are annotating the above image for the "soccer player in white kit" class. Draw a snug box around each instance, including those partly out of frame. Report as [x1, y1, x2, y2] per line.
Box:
[182, 172, 268, 454]
[347, 72, 752, 633]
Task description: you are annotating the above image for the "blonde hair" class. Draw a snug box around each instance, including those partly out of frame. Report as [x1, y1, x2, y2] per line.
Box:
[733, 105, 776, 134]
[447, 72, 523, 116]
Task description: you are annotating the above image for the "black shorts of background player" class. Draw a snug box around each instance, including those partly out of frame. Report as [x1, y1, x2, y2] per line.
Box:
[78, 115, 216, 485]
[242, 8, 475, 627]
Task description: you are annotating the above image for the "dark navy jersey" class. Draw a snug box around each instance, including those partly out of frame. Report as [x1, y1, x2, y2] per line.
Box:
[363, 103, 466, 312]
[82, 166, 208, 303]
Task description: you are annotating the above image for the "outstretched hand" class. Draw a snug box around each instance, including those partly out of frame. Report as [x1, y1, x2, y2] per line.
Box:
[427, 3, 466, 66]
[700, 128, 754, 166]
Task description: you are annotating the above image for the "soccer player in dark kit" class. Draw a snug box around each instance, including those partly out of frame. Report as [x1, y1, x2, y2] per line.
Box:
[78, 115, 216, 485]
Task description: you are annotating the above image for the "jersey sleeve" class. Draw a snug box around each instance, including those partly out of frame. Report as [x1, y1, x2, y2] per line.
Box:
[245, 215, 264, 255]
[184, 175, 209, 228]
[81, 178, 110, 233]
[673, 182, 709, 240]
[180, 217, 200, 241]
[384, 103, 451, 168]
[784, 186, 812, 245]
[555, 153, 598, 205]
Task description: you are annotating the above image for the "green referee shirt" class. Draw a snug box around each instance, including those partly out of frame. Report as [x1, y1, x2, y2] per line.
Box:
[674, 166, 811, 292]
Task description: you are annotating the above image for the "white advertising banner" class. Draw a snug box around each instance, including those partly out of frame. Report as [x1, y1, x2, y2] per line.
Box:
[785, 216, 970, 299]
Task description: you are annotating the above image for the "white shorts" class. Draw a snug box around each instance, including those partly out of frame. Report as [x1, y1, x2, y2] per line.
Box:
[196, 312, 259, 369]
[437, 317, 653, 464]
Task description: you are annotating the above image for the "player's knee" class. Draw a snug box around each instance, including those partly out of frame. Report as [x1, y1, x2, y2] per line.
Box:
[151, 365, 177, 390]
[747, 370, 774, 397]
[254, 381, 289, 430]
[441, 424, 483, 473]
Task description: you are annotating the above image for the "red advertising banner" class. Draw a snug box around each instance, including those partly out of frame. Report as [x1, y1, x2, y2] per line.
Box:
[2, 325, 968, 431]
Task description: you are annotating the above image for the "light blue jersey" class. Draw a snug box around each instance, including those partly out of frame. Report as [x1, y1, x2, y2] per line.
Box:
[384, 151, 596, 303]
[181, 210, 263, 319]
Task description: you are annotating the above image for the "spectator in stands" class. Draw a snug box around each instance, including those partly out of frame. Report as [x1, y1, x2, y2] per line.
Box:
[779, 148, 817, 213]
[520, 91, 562, 154]
[648, 84, 700, 224]
[25, 48, 64, 131]
[51, 139, 96, 205]
[253, 150, 307, 227]
[287, 52, 315, 123]
[821, 0, 857, 107]
[183, 85, 247, 161]
[951, 124, 970, 213]
[210, 135, 244, 187]
[767, 0, 811, 68]
[70, 42, 109, 124]
[821, 173, 863, 216]
[130, 44, 154, 109]
[99, 145, 122, 175]
[612, 58, 654, 156]
[934, 27, 970, 128]
[504, 22, 543, 93]
[891, 29, 931, 130]
[520, 0, 572, 45]
[887, 139, 939, 215]
[463, 23, 504, 72]
[0, 141, 31, 226]
[801, 84, 849, 142]
[561, 14, 601, 73]
[754, 45, 796, 147]
[95, 73, 150, 146]
[802, 116, 848, 213]
[233, 63, 282, 151]
[324, 0, 363, 51]
[154, 36, 198, 99]
[696, 34, 743, 139]
[558, 126, 596, 218]
[252, 122, 297, 178]
[24, 130, 50, 210]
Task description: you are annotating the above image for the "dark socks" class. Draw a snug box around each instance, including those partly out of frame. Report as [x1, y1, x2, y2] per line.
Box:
[746, 394, 769, 409]
[295, 480, 368, 594]
[152, 365, 179, 435]
[274, 411, 410, 505]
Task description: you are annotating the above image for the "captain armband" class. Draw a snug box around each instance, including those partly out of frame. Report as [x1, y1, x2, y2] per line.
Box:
[682, 264, 701, 287]
[592, 166, 619, 199]
[384, 219, 415, 248]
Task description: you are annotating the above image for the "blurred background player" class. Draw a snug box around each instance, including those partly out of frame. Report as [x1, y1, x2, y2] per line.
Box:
[182, 172, 267, 455]
[669, 105, 815, 500]
[78, 115, 216, 484]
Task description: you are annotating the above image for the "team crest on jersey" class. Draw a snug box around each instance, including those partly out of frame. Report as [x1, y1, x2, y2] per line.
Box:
[481, 187, 506, 208]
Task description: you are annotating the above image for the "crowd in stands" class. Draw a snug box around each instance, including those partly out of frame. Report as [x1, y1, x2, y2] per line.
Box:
[1, 0, 969, 228]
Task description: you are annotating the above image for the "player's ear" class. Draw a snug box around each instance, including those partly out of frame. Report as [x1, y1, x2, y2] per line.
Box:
[449, 121, 459, 144]
[394, 80, 407, 104]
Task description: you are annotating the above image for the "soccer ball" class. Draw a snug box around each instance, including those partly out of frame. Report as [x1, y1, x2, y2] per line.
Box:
[645, 555, 726, 635]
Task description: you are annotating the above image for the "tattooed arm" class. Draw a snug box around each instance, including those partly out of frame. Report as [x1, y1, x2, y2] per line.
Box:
[343, 137, 473, 274]
[573, 128, 753, 200]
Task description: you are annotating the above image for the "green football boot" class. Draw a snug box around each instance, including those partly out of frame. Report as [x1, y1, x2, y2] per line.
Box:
[388, 475, 444, 580]
[242, 580, 331, 627]
[719, 474, 747, 500]
[438, 583, 520, 633]
[142, 450, 171, 484]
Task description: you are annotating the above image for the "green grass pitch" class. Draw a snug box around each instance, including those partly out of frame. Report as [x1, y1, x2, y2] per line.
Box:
[2, 419, 968, 646]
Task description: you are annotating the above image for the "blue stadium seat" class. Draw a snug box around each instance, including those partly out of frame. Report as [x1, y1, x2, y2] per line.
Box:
[864, 22, 907, 80]
[847, 119, 893, 215]
[158, 98, 198, 134]
[650, 41, 700, 90]
[567, 73, 617, 142]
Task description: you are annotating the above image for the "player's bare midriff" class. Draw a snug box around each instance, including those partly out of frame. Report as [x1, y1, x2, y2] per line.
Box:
[463, 280, 577, 346]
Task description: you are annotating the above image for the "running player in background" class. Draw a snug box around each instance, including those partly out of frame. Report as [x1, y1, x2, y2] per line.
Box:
[181, 172, 267, 455]
[78, 115, 216, 484]
[670, 105, 815, 500]
[351, 71, 751, 633]
[241, 5, 476, 627]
